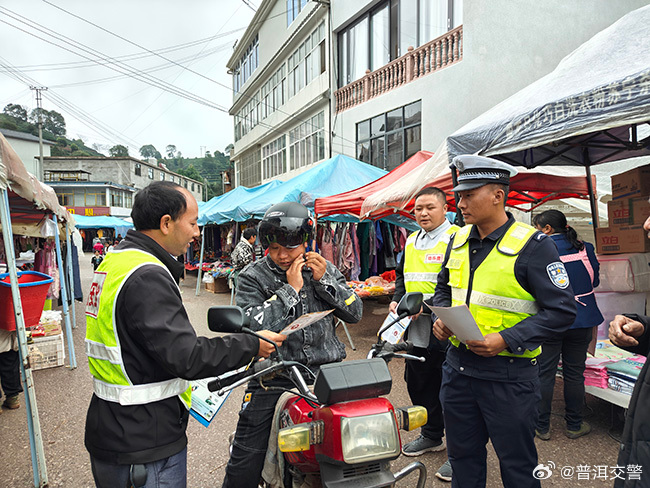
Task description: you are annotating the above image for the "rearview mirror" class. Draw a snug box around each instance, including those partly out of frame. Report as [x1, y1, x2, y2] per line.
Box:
[396, 292, 423, 317]
[207, 306, 250, 333]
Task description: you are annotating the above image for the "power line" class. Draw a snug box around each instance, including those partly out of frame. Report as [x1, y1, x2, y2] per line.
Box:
[241, 0, 257, 13]
[0, 27, 245, 73]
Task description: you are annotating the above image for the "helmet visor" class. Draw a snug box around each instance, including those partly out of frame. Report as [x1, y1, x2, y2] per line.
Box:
[258, 218, 311, 249]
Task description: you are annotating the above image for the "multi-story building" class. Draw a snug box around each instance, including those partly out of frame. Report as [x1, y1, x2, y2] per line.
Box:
[43, 156, 204, 217]
[0, 128, 53, 180]
[227, 0, 331, 187]
[330, 0, 649, 170]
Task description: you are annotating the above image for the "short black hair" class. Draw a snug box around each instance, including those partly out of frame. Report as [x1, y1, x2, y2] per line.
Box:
[243, 228, 257, 240]
[414, 186, 447, 204]
[131, 181, 187, 231]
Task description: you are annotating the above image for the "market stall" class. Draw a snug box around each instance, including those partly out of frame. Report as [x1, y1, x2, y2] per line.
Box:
[0, 132, 78, 487]
[73, 214, 133, 251]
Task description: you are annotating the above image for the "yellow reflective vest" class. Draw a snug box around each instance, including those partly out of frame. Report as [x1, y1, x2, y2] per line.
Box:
[446, 221, 541, 358]
[403, 225, 460, 299]
[85, 249, 192, 409]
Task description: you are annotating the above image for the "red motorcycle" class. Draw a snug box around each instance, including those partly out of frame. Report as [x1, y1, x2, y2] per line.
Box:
[208, 292, 428, 488]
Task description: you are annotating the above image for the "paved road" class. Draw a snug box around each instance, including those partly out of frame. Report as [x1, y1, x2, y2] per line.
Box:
[0, 258, 626, 487]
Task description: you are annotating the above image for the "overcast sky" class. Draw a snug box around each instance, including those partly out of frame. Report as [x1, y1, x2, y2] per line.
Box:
[0, 0, 256, 158]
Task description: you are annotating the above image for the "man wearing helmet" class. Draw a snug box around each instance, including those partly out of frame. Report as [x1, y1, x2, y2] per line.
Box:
[223, 202, 363, 488]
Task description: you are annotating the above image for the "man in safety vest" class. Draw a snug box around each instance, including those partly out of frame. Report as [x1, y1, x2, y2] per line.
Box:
[389, 187, 458, 470]
[84, 181, 285, 487]
[432, 155, 576, 488]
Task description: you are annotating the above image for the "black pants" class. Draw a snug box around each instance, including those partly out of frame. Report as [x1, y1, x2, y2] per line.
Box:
[222, 378, 295, 488]
[537, 326, 593, 432]
[441, 361, 541, 488]
[0, 349, 23, 398]
[404, 344, 445, 441]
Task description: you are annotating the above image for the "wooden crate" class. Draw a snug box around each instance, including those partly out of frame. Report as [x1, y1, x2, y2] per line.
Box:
[205, 277, 230, 294]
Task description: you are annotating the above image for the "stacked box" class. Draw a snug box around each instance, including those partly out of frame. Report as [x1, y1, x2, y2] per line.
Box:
[597, 165, 650, 255]
[28, 333, 65, 371]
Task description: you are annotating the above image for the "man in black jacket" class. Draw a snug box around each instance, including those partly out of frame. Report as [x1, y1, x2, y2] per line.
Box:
[609, 204, 650, 488]
[84, 181, 285, 488]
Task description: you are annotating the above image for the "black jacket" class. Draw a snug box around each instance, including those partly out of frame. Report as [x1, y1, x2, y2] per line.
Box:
[615, 313, 650, 488]
[85, 230, 259, 464]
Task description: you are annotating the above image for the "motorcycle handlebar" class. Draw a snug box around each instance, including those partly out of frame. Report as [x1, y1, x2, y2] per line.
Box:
[207, 358, 275, 392]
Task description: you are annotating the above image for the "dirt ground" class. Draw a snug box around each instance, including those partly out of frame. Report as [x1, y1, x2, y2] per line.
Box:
[0, 257, 628, 487]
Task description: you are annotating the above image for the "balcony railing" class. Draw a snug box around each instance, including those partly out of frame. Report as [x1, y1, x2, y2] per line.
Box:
[335, 25, 463, 113]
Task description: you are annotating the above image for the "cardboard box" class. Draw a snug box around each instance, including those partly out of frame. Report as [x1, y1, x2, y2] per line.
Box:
[595, 225, 650, 254]
[204, 277, 230, 294]
[611, 164, 650, 200]
[607, 196, 650, 226]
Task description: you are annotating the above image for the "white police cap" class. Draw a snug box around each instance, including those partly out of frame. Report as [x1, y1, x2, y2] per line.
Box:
[450, 155, 518, 192]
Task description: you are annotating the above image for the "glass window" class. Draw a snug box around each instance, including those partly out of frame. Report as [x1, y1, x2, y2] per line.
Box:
[348, 17, 369, 84]
[134, 163, 141, 176]
[452, 0, 463, 28]
[405, 126, 421, 160]
[289, 111, 325, 171]
[399, 0, 418, 56]
[371, 114, 385, 137]
[371, 5, 390, 71]
[386, 108, 403, 132]
[404, 101, 422, 126]
[148, 168, 154, 179]
[357, 120, 370, 141]
[357, 141, 370, 163]
[371, 138, 385, 169]
[386, 132, 404, 171]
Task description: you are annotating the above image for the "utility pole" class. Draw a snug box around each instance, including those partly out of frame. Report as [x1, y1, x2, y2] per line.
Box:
[30, 86, 48, 181]
[200, 145, 206, 158]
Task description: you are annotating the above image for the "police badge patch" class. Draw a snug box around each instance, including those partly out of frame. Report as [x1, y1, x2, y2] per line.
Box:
[546, 262, 569, 289]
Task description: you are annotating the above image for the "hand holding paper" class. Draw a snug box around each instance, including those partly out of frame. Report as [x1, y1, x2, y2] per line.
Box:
[428, 304, 484, 343]
[280, 309, 334, 336]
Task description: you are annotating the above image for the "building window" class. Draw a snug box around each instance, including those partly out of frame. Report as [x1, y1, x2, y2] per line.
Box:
[192, 183, 195, 191]
[289, 111, 325, 171]
[262, 136, 286, 179]
[356, 101, 421, 171]
[287, 22, 325, 99]
[58, 193, 73, 206]
[148, 167, 154, 179]
[110, 190, 125, 207]
[125, 193, 133, 208]
[85, 191, 106, 206]
[237, 150, 262, 188]
[170, 175, 175, 183]
[338, 0, 462, 87]
[233, 34, 259, 93]
[135, 163, 142, 176]
[287, 0, 308, 26]
[160, 172, 165, 181]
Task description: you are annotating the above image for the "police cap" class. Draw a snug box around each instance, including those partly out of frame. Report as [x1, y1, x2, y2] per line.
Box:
[450, 155, 518, 192]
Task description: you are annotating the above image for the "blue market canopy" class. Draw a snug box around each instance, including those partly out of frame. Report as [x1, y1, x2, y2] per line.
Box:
[362, 5, 650, 216]
[198, 180, 282, 225]
[73, 215, 133, 236]
[236, 154, 387, 221]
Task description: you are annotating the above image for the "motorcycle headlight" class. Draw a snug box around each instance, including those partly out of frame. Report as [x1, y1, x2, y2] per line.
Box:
[340, 412, 400, 464]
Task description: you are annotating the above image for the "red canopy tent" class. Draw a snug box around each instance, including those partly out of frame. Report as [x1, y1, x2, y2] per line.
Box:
[315, 151, 594, 221]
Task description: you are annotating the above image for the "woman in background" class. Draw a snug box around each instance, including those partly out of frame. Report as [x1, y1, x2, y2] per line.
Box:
[533, 209, 604, 440]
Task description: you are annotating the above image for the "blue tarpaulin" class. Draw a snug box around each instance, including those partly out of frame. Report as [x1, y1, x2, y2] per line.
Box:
[198, 180, 282, 225]
[73, 215, 133, 236]
[235, 155, 387, 221]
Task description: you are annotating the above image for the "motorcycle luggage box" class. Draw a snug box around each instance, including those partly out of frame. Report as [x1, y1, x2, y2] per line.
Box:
[314, 358, 392, 405]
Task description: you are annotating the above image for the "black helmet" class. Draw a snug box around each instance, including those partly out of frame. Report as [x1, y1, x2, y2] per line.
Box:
[258, 202, 314, 250]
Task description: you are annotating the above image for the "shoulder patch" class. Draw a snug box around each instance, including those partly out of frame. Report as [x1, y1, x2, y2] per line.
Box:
[535, 233, 547, 241]
[546, 262, 569, 289]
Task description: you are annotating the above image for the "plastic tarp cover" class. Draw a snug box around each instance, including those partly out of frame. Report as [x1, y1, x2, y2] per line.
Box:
[315, 151, 433, 220]
[362, 5, 650, 216]
[235, 154, 387, 221]
[73, 215, 133, 237]
[198, 180, 282, 225]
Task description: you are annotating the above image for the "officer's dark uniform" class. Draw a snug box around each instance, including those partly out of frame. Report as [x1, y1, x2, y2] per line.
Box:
[433, 156, 577, 488]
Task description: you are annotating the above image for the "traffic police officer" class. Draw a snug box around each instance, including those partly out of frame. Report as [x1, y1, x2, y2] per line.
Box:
[432, 155, 576, 488]
[390, 187, 459, 461]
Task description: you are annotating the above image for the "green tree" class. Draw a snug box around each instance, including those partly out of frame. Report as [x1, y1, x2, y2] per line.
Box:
[139, 144, 162, 159]
[3, 103, 28, 121]
[70, 143, 79, 152]
[29, 108, 66, 136]
[166, 144, 177, 158]
[177, 164, 201, 181]
[109, 144, 129, 157]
